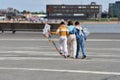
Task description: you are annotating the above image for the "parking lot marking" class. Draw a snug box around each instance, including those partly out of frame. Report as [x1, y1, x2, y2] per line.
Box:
[0, 39, 120, 41]
[0, 67, 120, 75]
[0, 57, 120, 63]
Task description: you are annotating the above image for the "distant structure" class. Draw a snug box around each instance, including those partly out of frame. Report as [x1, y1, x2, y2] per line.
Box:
[109, 1, 120, 17]
[46, 2, 102, 20]
[0, 7, 19, 19]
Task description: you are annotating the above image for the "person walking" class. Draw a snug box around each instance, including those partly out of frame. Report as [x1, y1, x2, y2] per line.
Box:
[74, 21, 87, 59]
[43, 20, 51, 39]
[67, 21, 77, 58]
[51, 22, 69, 58]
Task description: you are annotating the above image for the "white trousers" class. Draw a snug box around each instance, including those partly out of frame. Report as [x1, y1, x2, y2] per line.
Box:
[67, 34, 77, 58]
[59, 36, 68, 56]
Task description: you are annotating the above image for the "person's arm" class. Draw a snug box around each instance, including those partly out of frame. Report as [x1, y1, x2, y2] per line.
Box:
[82, 29, 87, 40]
[42, 25, 46, 34]
[47, 24, 51, 32]
[66, 29, 69, 37]
[51, 32, 57, 34]
[47, 25, 51, 37]
[51, 27, 59, 35]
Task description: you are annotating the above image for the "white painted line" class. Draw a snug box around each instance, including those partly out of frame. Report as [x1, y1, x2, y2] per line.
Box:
[0, 51, 56, 53]
[0, 39, 120, 41]
[1, 47, 54, 49]
[0, 39, 49, 41]
[1, 50, 120, 58]
[88, 39, 120, 42]
[0, 55, 19, 57]
[0, 57, 64, 60]
[87, 48, 120, 51]
[0, 67, 120, 75]
[0, 46, 56, 49]
[88, 54, 120, 57]
[0, 56, 120, 63]
[2, 47, 120, 51]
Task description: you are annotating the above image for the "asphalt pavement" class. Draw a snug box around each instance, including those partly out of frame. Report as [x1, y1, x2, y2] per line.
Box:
[0, 32, 120, 80]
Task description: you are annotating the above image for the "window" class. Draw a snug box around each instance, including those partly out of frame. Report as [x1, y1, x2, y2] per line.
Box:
[95, 6, 99, 8]
[74, 10, 78, 12]
[87, 10, 90, 12]
[53, 6, 57, 8]
[78, 6, 82, 8]
[91, 6, 94, 8]
[62, 6, 66, 8]
[81, 10, 86, 12]
[82, 6, 86, 8]
[78, 10, 82, 12]
[74, 14, 85, 16]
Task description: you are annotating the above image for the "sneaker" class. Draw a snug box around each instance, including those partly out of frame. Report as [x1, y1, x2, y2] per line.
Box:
[67, 55, 70, 58]
[82, 55, 86, 59]
[64, 55, 67, 58]
[60, 53, 64, 56]
[76, 56, 79, 59]
[59, 53, 62, 55]
[64, 55, 70, 59]
[76, 57, 80, 59]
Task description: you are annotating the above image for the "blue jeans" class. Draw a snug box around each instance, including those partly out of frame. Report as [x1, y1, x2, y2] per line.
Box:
[76, 38, 86, 58]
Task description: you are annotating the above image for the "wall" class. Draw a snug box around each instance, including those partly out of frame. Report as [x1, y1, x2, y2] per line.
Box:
[0, 22, 59, 33]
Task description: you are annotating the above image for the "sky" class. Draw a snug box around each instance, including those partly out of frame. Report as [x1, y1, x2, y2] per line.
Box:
[0, 0, 119, 12]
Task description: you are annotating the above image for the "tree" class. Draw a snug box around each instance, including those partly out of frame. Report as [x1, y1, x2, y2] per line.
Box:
[21, 10, 30, 14]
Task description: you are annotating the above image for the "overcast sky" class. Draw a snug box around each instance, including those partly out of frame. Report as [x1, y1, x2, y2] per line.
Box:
[0, 0, 118, 12]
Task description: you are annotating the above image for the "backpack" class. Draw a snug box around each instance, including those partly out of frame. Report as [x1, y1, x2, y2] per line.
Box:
[82, 28, 90, 40]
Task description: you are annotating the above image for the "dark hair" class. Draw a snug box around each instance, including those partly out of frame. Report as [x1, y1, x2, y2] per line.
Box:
[75, 21, 80, 25]
[60, 21, 65, 25]
[67, 20, 73, 26]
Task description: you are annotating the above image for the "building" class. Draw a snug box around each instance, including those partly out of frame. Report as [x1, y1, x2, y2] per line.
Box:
[46, 2, 102, 20]
[109, 1, 120, 17]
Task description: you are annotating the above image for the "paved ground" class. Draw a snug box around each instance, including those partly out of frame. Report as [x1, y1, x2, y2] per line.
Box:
[0, 32, 120, 80]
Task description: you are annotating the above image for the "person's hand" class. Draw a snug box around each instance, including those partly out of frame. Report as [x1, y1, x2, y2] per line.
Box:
[84, 37, 87, 41]
[51, 32, 57, 35]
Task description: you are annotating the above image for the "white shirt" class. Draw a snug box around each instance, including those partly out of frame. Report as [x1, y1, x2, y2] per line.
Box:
[43, 24, 51, 34]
